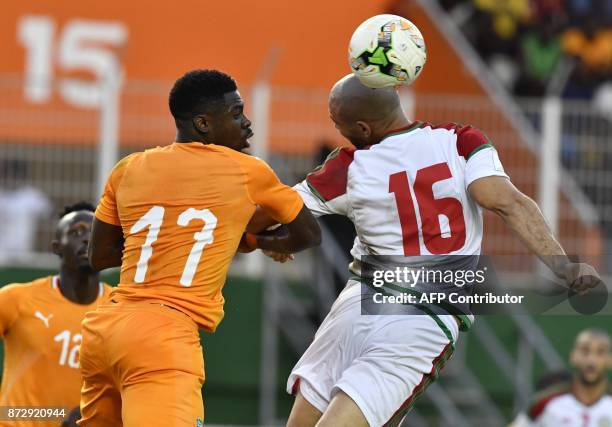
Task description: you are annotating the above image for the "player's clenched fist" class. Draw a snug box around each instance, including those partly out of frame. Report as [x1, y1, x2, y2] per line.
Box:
[559, 262, 602, 295]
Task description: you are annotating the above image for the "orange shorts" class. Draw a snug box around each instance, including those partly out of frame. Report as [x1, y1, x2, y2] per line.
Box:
[77, 300, 205, 427]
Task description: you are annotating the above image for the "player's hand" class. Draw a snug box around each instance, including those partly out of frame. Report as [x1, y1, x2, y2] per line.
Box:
[561, 262, 602, 295]
[237, 233, 257, 253]
[262, 250, 294, 263]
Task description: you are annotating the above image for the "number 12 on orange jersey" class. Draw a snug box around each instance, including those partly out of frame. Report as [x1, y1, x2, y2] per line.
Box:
[130, 206, 218, 286]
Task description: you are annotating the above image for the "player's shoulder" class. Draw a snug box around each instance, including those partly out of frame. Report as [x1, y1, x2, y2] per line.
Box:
[216, 145, 266, 167]
[305, 147, 356, 202]
[116, 151, 142, 168]
[421, 121, 493, 160]
[529, 392, 572, 420]
[108, 152, 143, 181]
[599, 393, 612, 405]
[217, 147, 280, 182]
[0, 276, 52, 298]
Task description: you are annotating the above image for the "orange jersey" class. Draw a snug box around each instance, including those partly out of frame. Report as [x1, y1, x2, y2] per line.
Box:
[0, 276, 111, 427]
[95, 142, 303, 331]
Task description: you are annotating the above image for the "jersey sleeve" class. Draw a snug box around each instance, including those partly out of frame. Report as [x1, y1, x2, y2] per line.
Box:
[298, 147, 354, 217]
[0, 284, 20, 337]
[244, 157, 304, 224]
[294, 181, 349, 217]
[95, 154, 136, 226]
[455, 126, 509, 186]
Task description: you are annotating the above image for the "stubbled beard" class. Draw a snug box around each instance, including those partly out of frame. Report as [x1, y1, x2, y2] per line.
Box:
[578, 371, 605, 386]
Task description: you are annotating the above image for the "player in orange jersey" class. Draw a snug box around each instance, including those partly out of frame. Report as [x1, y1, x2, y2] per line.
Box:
[79, 69, 320, 426]
[0, 202, 111, 427]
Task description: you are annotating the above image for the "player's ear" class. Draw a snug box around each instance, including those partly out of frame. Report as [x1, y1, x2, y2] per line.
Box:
[356, 120, 372, 138]
[51, 239, 61, 257]
[192, 115, 209, 134]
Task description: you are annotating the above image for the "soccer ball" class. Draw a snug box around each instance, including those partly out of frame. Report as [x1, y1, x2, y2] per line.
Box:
[349, 14, 427, 88]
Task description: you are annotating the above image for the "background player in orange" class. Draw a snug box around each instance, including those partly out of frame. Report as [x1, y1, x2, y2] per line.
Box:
[0, 202, 111, 427]
[80, 69, 320, 426]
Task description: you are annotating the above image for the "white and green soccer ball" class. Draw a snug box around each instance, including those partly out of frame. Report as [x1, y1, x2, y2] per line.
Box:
[349, 14, 427, 88]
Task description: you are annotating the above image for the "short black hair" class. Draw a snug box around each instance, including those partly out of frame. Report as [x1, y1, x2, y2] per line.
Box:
[169, 69, 237, 120]
[59, 202, 95, 219]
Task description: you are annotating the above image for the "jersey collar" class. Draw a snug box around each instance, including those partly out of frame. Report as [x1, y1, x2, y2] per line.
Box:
[379, 121, 423, 143]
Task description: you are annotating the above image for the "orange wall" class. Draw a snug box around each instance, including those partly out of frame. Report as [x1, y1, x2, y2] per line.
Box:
[0, 0, 493, 149]
[0, 0, 390, 146]
[1, 0, 388, 88]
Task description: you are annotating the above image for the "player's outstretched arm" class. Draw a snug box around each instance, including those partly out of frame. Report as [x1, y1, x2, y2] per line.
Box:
[88, 217, 124, 271]
[248, 205, 321, 254]
[468, 176, 601, 294]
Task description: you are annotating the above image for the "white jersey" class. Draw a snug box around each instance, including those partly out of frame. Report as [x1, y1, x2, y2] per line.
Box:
[295, 122, 508, 327]
[296, 121, 507, 261]
[534, 393, 612, 427]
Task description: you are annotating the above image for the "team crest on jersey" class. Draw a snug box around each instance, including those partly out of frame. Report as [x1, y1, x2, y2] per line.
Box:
[599, 416, 611, 427]
[195, 417, 204, 427]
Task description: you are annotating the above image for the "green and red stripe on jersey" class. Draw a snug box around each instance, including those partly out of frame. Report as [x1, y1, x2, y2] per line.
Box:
[417, 122, 493, 160]
[305, 121, 493, 203]
[306, 146, 356, 202]
[383, 341, 455, 427]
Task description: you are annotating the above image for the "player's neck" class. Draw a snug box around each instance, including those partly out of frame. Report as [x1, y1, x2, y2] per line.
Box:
[175, 128, 206, 144]
[374, 116, 412, 143]
[572, 377, 607, 406]
[57, 267, 100, 305]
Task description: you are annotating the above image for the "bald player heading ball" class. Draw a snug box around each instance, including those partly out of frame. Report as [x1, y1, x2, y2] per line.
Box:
[251, 74, 602, 427]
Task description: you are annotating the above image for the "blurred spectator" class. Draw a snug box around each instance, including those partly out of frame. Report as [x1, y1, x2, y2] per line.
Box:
[472, 0, 531, 59]
[474, 0, 531, 39]
[514, 16, 564, 96]
[561, 17, 612, 98]
[567, 0, 594, 22]
[439, 0, 612, 100]
[0, 160, 51, 255]
[531, 0, 566, 21]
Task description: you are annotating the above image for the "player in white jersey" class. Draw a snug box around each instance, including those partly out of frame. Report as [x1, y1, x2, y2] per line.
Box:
[530, 329, 611, 427]
[248, 74, 601, 427]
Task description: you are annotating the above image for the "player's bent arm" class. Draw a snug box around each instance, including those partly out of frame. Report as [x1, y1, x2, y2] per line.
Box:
[469, 176, 566, 263]
[253, 205, 321, 254]
[245, 206, 278, 234]
[88, 217, 124, 271]
[468, 176, 601, 293]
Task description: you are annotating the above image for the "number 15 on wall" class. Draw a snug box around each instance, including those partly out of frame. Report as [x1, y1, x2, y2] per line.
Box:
[18, 15, 128, 109]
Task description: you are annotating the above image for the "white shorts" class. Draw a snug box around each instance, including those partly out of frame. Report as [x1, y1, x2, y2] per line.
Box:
[287, 279, 460, 427]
